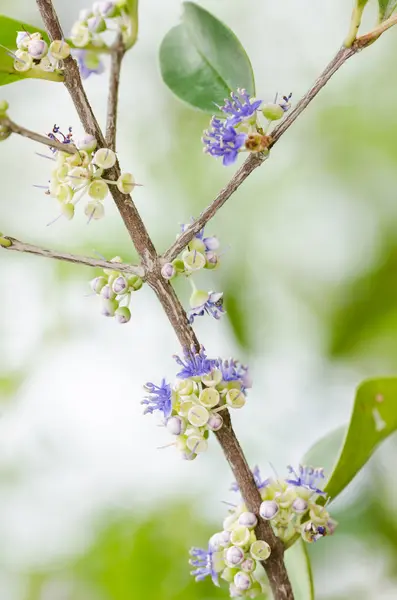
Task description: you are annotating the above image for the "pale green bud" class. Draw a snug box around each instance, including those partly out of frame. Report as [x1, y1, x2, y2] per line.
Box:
[238, 512, 258, 530]
[199, 387, 219, 408]
[161, 262, 176, 280]
[201, 369, 222, 387]
[56, 164, 69, 182]
[241, 558, 255, 573]
[112, 275, 128, 295]
[14, 50, 33, 72]
[172, 258, 185, 274]
[186, 434, 208, 453]
[71, 23, 90, 48]
[16, 31, 31, 50]
[309, 504, 329, 525]
[56, 184, 74, 203]
[189, 289, 209, 308]
[61, 202, 75, 220]
[88, 179, 109, 201]
[67, 166, 88, 183]
[115, 306, 131, 324]
[174, 379, 194, 396]
[28, 39, 48, 59]
[187, 405, 209, 427]
[234, 572, 252, 592]
[177, 399, 195, 417]
[0, 100, 9, 115]
[101, 284, 116, 300]
[205, 251, 219, 270]
[167, 416, 187, 436]
[101, 298, 118, 317]
[67, 151, 89, 167]
[49, 40, 71, 60]
[188, 237, 206, 254]
[224, 546, 244, 568]
[226, 388, 246, 409]
[85, 201, 105, 220]
[87, 16, 107, 33]
[77, 134, 97, 153]
[0, 234, 11, 248]
[38, 56, 53, 72]
[207, 412, 223, 431]
[230, 526, 251, 548]
[128, 275, 143, 291]
[249, 540, 271, 561]
[90, 276, 107, 294]
[182, 250, 206, 272]
[117, 172, 135, 194]
[93, 148, 116, 169]
[262, 103, 285, 121]
[221, 567, 237, 583]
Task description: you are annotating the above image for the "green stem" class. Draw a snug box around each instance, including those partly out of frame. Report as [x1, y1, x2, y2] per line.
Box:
[344, 4, 365, 47]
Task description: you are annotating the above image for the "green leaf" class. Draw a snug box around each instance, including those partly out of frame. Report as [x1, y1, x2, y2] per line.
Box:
[159, 1, 255, 114]
[304, 378, 397, 502]
[0, 15, 64, 86]
[378, 0, 397, 20]
[285, 540, 314, 600]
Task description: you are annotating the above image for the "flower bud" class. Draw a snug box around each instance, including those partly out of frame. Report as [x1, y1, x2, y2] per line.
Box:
[175, 379, 195, 397]
[93, 148, 116, 169]
[221, 568, 235, 583]
[117, 172, 135, 194]
[38, 56, 54, 72]
[90, 276, 107, 294]
[262, 103, 285, 121]
[234, 572, 252, 591]
[186, 434, 208, 454]
[88, 179, 109, 201]
[49, 40, 71, 60]
[182, 249, 206, 272]
[241, 558, 255, 573]
[95, 1, 117, 17]
[67, 166, 88, 182]
[249, 540, 271, 561]
[71, 24, 90, 48]
[187, 405, 209, 427]
[161, 262, 176, 280]
[224, 546, 244, 567]
[85, 200, 105, 220]
[0, 100, 9, 115]
[189, 289, 209, 308]
[207, 413, 223, 431]
[201, 369, 222, 388]
[166, 416, 186, 436]
[238, 512, 258, 530]
[56, 184, 73, 203]
[199, 387, 219, 409]
[259, 500, 279, 520]
[87, 16, 107, 33]
[28, 39, 48, 59]
[204, 236, 220, 251]
[205, 251, 219, 270]
[77, 134, 97, 153]
[172, 258, 185, 274]
[219, 530, 231, 546]
[61, 202, 75, 220]
[14, 50, 33, 72]
[128, 275, 143, 291]
[177, 400, 195, 417]
[226, 389, 246, 409]
[115, 306, 131, 324]
[16, 31, 30, 50]
[0, 234, 11, 248]
[101, 284, 116, 300]
[112, 275, 128, 295]
[230, 526, 250, 547]
[188, 237, 206, 254]
[101, 298, 118, 317]
[292, 497, 308, 514]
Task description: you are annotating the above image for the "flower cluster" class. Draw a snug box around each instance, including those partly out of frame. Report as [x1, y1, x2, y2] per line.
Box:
[11, 32, 70, 74]
[203, 89, 292, 166]
[190, 464, 335, 598]
[36, 126, 137, 223]
[142, 346, 251, 459]
[71, 1, 134, 49]
[161, 224, 225, 324]
[90, 256, 143, 323]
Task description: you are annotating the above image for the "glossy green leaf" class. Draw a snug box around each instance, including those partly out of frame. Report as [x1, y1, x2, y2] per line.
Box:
[159, 2, 255, 114]
[378, 0, 397, 20]
[285, 540, 314, 600]
[0, 15, 63, 86]
[303, 378, 397, 502]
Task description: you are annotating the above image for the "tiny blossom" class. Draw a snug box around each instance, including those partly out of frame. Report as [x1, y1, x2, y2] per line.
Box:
[230, 465, 269, 493]
[174, 346, 215, 379]
[73, 50, 105, 79]
[47, 124, 74, 153]
[189, 546, 219, 586]
[220, 88, 262, 127]
[202, 119, 247, 166]
[279, 92, 292, 112]
[285, 464, 326, 496]
[142, 379, 172, 418]
[188, 291, 225, 324]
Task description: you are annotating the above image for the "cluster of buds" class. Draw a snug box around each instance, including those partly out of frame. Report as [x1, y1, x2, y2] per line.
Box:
[203, 89, 292, 166]
[190, 465, 335, 598]
[36, 126, 137, 223]
[90, 257, 143, 323]
[71, 1, 134, 48]
[142, 346, 251, 460]
[161, 224, 225, 324]
[13, 31, 70, 74]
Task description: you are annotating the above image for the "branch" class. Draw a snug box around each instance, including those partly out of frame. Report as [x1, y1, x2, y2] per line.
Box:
[106, 36, 125, 150]
[0, 237, 145, 277]
[356, 12, 397, 47]
[0, 117, 77, 155]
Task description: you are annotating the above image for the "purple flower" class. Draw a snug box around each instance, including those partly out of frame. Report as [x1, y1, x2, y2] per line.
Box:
[221, 88, 262, 127]
[189, 545, 219, 586]
[202, 119, 246, 166]
[286, 465, 326, 496]
[216, 358, 251, 391]
[142, 378, 172, 418]
[47, 125, 74, 153]
[188, 291, 225, 324]
[231, 465, 269, 493]
[279, 93, 292, 112]
[173, 346, 216, 379]
[73, 49, 105, 79]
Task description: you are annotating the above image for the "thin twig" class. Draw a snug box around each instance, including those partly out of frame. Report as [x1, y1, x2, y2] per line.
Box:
[35, 2, 294, 598]
[0, 117, 77, 155]
[163, 46, 355, 262]
[356, 12, 397, 47]
[106, 36, 125, 150]
[1, 237, 145, 277]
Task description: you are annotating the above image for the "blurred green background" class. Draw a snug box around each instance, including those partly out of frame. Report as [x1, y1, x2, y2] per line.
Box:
[1, 1, 397, 598]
